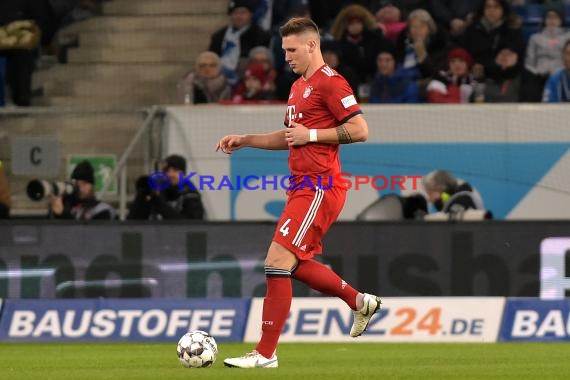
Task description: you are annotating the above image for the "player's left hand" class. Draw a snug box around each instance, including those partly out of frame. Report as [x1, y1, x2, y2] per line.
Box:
[285, 121, 309, 146]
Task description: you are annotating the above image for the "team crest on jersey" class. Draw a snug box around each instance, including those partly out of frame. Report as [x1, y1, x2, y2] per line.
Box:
[303, 85, 313, 99]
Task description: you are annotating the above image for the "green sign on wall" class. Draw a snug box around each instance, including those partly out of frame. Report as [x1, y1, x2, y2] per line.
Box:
[68, 155, 117, 194]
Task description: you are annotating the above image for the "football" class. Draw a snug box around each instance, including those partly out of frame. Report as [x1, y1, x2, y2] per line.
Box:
[176, 330, 218, 368]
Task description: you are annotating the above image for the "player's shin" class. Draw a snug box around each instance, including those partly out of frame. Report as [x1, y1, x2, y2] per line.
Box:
[292, 259, 358, 310]
[255, 266, 292, 359]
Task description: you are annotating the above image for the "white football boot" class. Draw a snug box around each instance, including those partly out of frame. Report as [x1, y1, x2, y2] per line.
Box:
[224, 350, 278, 368]
[350, 293, 382, 337]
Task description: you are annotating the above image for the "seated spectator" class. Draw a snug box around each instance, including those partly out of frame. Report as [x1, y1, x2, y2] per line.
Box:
[427, 47, 477, 103]
[209, 0, 271, 86]
[428, 0, 481, 38]
[422, 170, 486, 215]
[368, 48, 421, 103]
[521, 3, 569, 102]
[373, 1, 407, 42]
[481, 48, 521, 102]
[543, 40, 570, 102]
[176, 51, 231, 104]
[231, 62, 275, 102]
[321, 40, 360, 96]
[50, 160, 115, 220]
[395, 9, 449, 83]
[0, 160, 10, 218]
[460, 0, 524, 84]
[329, 4, 393, 84]
[247, 46, 278, 93]
[127, 155, 205, 221]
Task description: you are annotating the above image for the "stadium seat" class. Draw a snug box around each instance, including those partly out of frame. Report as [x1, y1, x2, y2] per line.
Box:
[512, 4, 543, 23]
[522, 23, 542, 44]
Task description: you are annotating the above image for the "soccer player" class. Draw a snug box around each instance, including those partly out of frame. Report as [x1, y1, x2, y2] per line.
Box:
[216, 17, 381, 368]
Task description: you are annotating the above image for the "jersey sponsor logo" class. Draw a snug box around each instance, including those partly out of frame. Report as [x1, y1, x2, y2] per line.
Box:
[321, 66, 335, 77]
[303, 85, 313, 99]
[299, 244, 307, 251]
[341, 95, 357, 109]
[286, 105, 297, 126]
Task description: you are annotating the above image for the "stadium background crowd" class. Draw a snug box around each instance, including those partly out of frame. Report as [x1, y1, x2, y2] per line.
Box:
[2, 0, 570, 106]
[2, 0, 570, 221]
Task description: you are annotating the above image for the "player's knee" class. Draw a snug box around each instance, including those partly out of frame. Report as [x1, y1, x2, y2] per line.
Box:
[265, 242, 297, 270]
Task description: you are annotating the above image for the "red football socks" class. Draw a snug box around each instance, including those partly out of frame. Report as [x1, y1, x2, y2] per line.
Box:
[255, 270, 292, 359]
[292, 259, 358, 310]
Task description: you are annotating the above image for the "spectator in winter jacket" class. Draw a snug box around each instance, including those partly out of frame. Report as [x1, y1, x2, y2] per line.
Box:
[395, 8, 449, 82]
[427, 47, 477, 103]
[521, 3, 570, 102]
[231, 62, 276, 102]
[543, 40, 570, 102]
[460, 0, 524, 83]
[209, 0, 271, 86]
[368, 48, 420, 103]
[482, 48, 521, 103]
[176, 51, 231, 104]
[372, 1, 407, 42]
[329, 4, 393, 83]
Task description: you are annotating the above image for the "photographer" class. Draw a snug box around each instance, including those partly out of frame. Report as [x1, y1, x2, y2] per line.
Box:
[50, 160, 115, 220]
[422, 170, 490, 219]
[127, 155, 205, 221]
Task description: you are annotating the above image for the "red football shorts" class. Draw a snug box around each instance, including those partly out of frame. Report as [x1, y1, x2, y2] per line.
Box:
[272, 186, 346, 260]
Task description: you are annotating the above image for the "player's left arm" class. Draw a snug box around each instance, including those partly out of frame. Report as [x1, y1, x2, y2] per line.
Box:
[286, 114, 368, 146]
[307, 114, 368, 144]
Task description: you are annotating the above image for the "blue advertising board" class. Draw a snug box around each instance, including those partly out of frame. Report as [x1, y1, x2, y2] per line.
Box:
[0, 298, 249, 342]
[500, 299, 570, 341]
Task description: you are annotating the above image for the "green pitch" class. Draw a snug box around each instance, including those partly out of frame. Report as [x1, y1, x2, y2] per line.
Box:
[1, 342, 570, 379]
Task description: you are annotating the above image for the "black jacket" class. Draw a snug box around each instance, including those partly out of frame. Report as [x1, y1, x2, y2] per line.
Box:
[338, 29, 393, 82]
[441, 182, 480, 213]
[460, 20, 524, 79]
[127, 186, 205, 221]
[52, 195, 115, 220]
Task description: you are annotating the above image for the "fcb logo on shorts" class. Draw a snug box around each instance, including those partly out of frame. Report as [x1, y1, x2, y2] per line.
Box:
[303, 85, 313, 98]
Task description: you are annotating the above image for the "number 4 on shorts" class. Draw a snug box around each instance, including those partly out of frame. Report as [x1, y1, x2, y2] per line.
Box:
[280, 218, 291, 236]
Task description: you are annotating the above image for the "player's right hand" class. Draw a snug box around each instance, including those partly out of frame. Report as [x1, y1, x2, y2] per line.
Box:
[215, 135, 245, 154]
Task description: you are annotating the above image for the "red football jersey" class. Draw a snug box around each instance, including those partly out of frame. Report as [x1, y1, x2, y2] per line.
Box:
[284, 64, 362, 186]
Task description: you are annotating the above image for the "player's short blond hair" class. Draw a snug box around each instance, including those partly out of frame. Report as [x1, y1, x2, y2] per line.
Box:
[279, 17, 319, 38]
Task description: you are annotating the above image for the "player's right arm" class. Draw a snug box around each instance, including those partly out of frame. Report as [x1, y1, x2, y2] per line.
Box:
[215, 129, 288, 154]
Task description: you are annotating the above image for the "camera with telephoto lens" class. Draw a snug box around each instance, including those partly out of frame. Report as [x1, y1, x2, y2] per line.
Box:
[26, 179, 78, 201]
